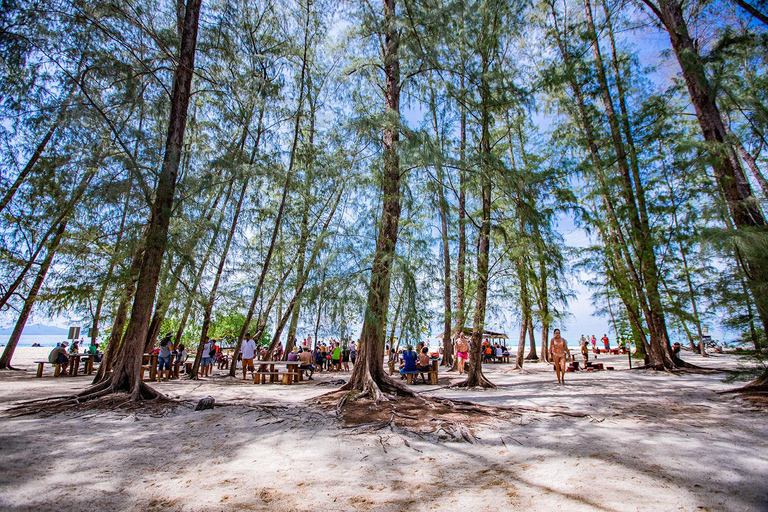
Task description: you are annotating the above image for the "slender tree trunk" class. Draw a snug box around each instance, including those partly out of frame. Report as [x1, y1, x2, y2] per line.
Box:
[93, 225, 147, 384]
[539, 258, 550, 362]
[515, 315, 528, 369]
[526, 316, 538, 361]
[643, 0, 768, 346]
[80, 0, 203, 400]
[341, 0, 412, 400]
[429, 86, 453, 368]
[91, 175, 134, 348]
[455, 77, 467, 335]
[144, 183, 226, 351]
[0, 90, 74, 215]
[730, 0, 768, 25]
[284, 203, 310, 360]
[190, 178, 248, 378]
[585, 0, 678, 369]
[726, 124, 768, 199]
[459, 49, 495, 389]
[0, 166, 96, 311]
[0, 221, 67, 368]
[264, 187, 344, 361]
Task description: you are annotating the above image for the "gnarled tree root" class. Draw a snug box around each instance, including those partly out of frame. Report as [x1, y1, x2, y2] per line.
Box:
[455, 372, 496, 389]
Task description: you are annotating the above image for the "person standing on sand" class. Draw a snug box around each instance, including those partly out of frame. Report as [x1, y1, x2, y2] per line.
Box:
[580, 338, 589, 363]
[201, 338, 213, 377]
[455, 334, 469, 375]
[549, 329, 570, 385]
[241, 333, 257, 380]
[602, 334, 610, 351]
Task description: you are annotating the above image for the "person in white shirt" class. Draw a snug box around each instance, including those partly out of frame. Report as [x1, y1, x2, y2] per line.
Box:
[201, 339, 214, 377]
[241, 333, 257, 380]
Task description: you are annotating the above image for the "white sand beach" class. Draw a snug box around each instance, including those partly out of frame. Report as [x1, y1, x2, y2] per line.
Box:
[0, 347, 766, 511]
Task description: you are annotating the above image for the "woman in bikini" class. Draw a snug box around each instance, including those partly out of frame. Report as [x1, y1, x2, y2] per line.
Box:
[455, 334, 469, 375]
[549, 329, 570, 385]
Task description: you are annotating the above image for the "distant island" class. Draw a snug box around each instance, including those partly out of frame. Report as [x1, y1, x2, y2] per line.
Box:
[0, 324, 70, 335]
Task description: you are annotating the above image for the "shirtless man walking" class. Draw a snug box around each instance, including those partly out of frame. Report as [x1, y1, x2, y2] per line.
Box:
[549, 329, 570, 385]
[454, 334, 469, 375]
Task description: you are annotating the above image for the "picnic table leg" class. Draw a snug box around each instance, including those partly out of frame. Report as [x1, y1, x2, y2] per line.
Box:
[36, 362, 44, 378]
[149, 354, 158, 381]
[54, 364, 61, 377]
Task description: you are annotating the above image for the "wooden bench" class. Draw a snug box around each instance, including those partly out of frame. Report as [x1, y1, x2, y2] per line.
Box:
[253, 371, 281, 384]
[402, 370, 420, 384]
[34, 361, 64, 377]
[402, 370, 438, 385]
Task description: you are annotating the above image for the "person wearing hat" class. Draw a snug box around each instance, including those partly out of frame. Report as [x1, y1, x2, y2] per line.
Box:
[49, 342, 70, 375]
[286, 346, 299, 365]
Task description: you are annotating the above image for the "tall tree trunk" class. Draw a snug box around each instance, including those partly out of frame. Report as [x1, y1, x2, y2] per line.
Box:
[341, 0, 412, 400]
[284, 202, 310, 360]
[80, 0, 203, 400]
[190, 178, 248, 378]
[459, 48, 495, 389]
[144, 182, 226, 351]
[0, 221, 67, 368]
[93, 225, 147, 384]
[264, 187, 343, 361]
[538, 258, 550, 362]
[429, 85, 453, 368]
[455, 75, 467, 335]
[584, 0, 678, 369]
[643, 0, 768, 346]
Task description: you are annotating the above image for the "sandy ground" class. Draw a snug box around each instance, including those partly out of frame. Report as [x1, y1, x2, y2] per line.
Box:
[0, 347, 766, 512]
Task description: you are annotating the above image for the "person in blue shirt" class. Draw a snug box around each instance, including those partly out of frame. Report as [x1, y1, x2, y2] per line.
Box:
[399, 346, 418, 378]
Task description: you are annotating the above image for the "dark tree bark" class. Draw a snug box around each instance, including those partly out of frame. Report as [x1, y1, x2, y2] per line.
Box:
[642, 0, 768, 345]
[340, 0, 413, 400]
[730, 0, 768, 25]
[458, 46, 494, 388]
[78, 0, 203, 401]
[93, 225, 147, 384]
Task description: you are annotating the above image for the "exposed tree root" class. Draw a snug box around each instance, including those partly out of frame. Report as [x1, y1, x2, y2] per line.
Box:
[338, 365, 414, 404]
[8, 376, 169, 417]
[455, 372, 497, 389]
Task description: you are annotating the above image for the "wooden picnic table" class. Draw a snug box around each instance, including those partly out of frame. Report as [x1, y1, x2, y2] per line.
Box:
[254, 360, 302, 384]
[67, 353, 96, 377]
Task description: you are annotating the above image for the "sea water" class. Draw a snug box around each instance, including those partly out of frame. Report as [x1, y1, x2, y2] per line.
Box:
[0, 335, 73, 347]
